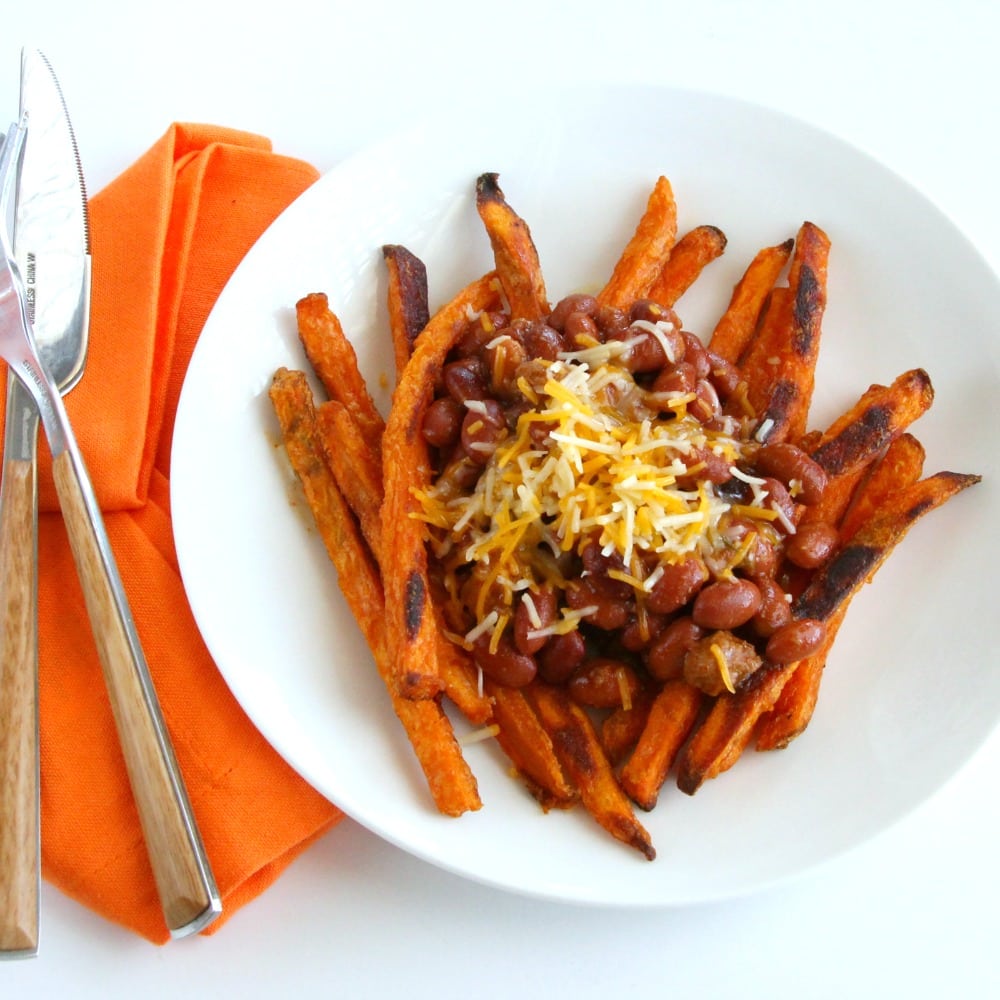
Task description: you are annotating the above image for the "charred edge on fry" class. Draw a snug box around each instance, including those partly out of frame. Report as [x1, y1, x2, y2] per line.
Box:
[906, 472, 981, 519]
[706, 225, 727, 250]
[384, 244, 430, 342]
[758, 379, 799, 435]
[476, 172, 502, 203]
[404, 570, 426, 640]
[612, 818, 656, 861]
[811, 405, 894, 474]
[794, 544, 881, 621]
[792, 264, 823, 355]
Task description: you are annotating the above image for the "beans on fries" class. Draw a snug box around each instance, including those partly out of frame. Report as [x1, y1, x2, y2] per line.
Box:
[270, 173, 980, 860]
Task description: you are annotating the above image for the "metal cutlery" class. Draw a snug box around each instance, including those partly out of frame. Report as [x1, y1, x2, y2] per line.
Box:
[0, 51, 221, 956]
[0, 48, 93, 960]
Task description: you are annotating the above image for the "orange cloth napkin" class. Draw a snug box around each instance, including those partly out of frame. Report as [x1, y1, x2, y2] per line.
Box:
[3, 124, 343, 943]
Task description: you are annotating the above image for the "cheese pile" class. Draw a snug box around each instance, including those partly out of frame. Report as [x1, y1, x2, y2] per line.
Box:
[415, 336, 779, 645]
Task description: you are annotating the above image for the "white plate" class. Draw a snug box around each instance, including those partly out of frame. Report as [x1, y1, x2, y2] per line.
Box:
[171, 85, 1000, 906]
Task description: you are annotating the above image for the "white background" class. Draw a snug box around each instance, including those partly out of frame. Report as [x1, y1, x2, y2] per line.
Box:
[4, 1, 999, 997]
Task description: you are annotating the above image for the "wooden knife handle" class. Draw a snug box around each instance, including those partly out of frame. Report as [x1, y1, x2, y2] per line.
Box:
[51, 449, 221, 936]
[0, 456, 39, 958]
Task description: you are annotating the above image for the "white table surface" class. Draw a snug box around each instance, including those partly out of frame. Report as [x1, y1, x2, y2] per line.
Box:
[6, 2, 999, 997]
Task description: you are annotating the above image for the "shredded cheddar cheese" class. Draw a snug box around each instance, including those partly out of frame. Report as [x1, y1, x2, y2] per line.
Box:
[710, 642, 736, 694]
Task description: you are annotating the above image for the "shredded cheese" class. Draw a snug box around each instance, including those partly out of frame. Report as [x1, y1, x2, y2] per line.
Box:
[460, 723, 501, 746]
[710, 642, 736, 694]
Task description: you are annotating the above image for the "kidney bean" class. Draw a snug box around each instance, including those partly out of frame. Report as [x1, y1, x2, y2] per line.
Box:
[692, 578, 762, 629]
[650, 361, 697, 400]
[472, 632, 537, 687]
[421, 396, 464, 448]
[581, 540, 632, 599]
[620, 610, 667, 652]
[683, 630, 763, 696]
[747, 527, 781, 578]
[605, 327, 665, 373]
[567, 577, 631, 630]
[646, 556, 709, 614]
[729, 518, 781, 579]
[512, 318, 565, 360]
[563, 310, 601, 348]
[538, 629, 587, 683]
[484, 336, 526, 396]
[644, 616, 703, 681]
[443, 357, 489, 403]
[594, 304, 629, 338]
[703, 515, 778, 580]
[453, 311, 506, 356]
[753, 442, 829, 506]
[765, 618, 827, 663]
[750, 576, 793, 638]
[680, 446, 734, 486]
[461, 398, 507, 464]
[762, 476, 797, 527]
[513, 587, 558, 655]
[568, 657, 643, 710]
[706, 351, 741, 400]
[548, 293, 598, 331]
[629, 299, 681, 327]
[689, 378, 722, 423]
[785, 520, 839, 569]
[433, 451, 481, 498]
[681, 331, 711, 379]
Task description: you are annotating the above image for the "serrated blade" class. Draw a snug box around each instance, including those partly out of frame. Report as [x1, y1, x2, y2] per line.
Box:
[15, 48, 90, 390]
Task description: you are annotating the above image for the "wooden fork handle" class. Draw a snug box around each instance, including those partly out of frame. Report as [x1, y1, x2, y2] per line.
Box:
[52, 448, 221, 936]
[0, 454, 39, 958]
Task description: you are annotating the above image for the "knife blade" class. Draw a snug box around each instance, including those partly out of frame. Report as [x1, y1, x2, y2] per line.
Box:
[0, 54, 221, 945]
[0, 48, 93, 961]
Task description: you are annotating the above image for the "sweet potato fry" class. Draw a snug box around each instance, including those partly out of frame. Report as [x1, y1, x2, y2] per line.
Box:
[486, 683, 576, 809]
[600, 689, 655, 766]
[315, 399, 384, 551]
[268, 367, 481, 816]
[475, 173, 548, 321]
[392, 698, 482, 816]
[809, 369, 933, 477]
[380, 272, 501, 700]
[620, 680, 703, 811]
[708, 238, 794, 363]
[527, 683, 655, 860]
[295, 292, 385, 444]
[739, 222, 831, 443]
[678, 469, 980, 792]
[382, 244, 430, 377]
[838, 432, 926, 541]
[645, 224, 727, 307]
[596, 176, 678, 310]
[269, 369, 382, 628]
